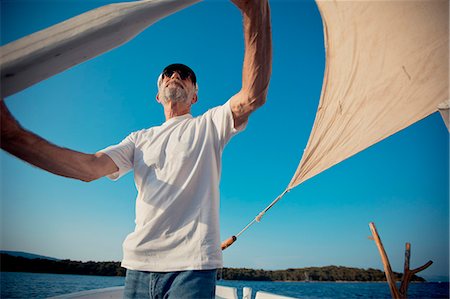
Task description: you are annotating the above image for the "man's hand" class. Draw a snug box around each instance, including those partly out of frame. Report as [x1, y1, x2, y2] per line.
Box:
[231, 0, 265, 13]
[0, 100, 118, 182]
[231, 0, 251, 12]
[229, 0, 272, 128]
[1, 101, 22, 142]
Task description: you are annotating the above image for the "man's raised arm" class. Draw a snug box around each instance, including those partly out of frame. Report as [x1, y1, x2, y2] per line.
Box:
[0, 101, 118, 182]
[230, 0, 272, 128]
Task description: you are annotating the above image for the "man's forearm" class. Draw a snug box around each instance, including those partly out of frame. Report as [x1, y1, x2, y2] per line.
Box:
[230, 0, 272, 126]
[240, 1, 272, 109]
[2, 129, 99, 182]
[0, 101, 112, 182]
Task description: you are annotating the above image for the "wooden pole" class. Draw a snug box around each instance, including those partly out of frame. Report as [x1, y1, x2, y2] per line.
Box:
[369, 222, 433, 299]
[369, 222, 401, 299]
[399, 242, 433, 296]
[399, 243, 411, 295]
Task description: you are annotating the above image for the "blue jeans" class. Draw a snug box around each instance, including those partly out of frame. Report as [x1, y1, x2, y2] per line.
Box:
[123, 269, 217, 299]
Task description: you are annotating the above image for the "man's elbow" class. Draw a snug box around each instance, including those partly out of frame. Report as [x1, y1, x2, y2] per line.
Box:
[78, 155, 107, 183]
[248, 91, 268, 111]
[84, 164, 110, 182]
[255, 95, 268, 108]
[74, 171, 100, 183]
[249, 80, 270, 108]
[80, 175, 99, 183]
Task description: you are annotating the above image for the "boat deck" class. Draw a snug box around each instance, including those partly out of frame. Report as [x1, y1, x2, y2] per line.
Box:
[49, 285, 298, 299]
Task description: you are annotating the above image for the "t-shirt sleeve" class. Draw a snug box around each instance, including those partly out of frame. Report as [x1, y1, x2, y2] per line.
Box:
[98, 132, 136, 181]
[206, 100, 247, 149]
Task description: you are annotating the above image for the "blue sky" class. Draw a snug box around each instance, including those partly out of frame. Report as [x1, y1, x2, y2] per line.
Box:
[1, 0, 448, 281]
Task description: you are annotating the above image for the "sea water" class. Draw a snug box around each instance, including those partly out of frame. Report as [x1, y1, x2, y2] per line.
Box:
[1, 272, 449, 299]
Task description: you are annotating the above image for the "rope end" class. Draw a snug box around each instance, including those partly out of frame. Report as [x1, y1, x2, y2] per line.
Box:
[255, 212, 264, 222]
[221, 235, 237, 250]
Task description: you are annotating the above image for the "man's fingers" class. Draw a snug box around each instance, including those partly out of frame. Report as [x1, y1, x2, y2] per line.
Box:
[0, 101, 21, 140]
[231, 0, 267, 14]
[231, 0, 250, 12]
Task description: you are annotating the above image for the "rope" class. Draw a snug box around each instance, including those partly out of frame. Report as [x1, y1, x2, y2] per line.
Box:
[235, 188, 290, 238]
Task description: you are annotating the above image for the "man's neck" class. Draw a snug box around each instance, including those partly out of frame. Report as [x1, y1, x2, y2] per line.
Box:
[163, 100, 191, 121]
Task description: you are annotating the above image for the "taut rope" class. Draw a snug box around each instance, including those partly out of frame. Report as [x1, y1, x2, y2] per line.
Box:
[221, 188, 290, 250]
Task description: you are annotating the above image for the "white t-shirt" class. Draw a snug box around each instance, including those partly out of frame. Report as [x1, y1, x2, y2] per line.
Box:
[100, 101, 244, 272]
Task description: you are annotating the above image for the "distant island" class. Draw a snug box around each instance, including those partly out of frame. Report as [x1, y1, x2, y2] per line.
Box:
[0, 253, 425, 282]
[0, 250, 60, 261]
[220, 266, 425, 282]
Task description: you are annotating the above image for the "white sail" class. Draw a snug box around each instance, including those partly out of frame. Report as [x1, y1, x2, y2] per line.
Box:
[288, 0, 449, 189]
[0, 0, 201, 98]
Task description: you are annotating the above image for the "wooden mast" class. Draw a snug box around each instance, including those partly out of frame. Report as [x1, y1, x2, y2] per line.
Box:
[369, 222, 433, 299]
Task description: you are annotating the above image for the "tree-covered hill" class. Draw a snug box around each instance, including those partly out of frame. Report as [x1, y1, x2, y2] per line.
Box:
[220, 266, 425, 282]
[0, 254, 425, 282]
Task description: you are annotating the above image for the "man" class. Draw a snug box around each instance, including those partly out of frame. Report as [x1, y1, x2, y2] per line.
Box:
[1, 0, 271, 297]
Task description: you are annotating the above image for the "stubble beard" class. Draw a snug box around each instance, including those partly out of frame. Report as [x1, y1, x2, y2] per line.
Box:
[160, 84, 189, 104]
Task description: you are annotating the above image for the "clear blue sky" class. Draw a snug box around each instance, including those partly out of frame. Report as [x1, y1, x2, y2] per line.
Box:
[1, 0, 448, 281]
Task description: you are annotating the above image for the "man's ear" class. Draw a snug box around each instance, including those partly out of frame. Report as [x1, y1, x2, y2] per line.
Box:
[191, 94, 198, 105]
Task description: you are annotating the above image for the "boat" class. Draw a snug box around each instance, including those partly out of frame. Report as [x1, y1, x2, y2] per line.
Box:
[49, 285, 298, 299]
[2, 1, 447, 298]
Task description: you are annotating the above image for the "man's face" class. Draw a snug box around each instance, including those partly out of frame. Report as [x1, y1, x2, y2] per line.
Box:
[158, 69, 196, 104]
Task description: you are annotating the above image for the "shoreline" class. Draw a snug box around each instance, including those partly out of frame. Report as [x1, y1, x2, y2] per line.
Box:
[2, 272, 449, 283]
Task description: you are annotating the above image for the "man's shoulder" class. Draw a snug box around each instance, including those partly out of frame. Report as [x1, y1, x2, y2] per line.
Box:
[195, 101, 230, 120]
[127, 126, 159, 141]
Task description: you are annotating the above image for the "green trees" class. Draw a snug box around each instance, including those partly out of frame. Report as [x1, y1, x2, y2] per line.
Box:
[0, 254, 425, 281]
[0, 254, 125, 277]
[220, 266, 424, 282]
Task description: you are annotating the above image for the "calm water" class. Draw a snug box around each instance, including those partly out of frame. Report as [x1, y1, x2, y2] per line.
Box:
[0, 272, 449, 299]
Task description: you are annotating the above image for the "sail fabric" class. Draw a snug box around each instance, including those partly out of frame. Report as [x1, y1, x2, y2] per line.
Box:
[288, 0, 449, 189]
[0, 0, 201, 98]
